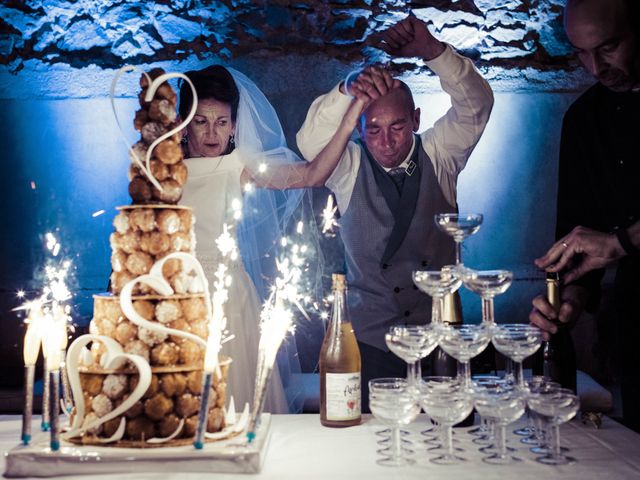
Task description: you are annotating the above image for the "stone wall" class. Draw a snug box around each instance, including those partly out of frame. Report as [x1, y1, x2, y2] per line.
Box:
[0, 0, 591, 98]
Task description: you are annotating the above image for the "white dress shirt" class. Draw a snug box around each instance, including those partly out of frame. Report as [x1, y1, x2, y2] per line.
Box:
[296, 44, 494, 214]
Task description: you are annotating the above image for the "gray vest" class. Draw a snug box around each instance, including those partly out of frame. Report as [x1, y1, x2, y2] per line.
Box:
[340, 140, 456, 350]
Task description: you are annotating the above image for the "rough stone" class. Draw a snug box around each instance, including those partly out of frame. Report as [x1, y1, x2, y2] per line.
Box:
[154, 14, 202, 44]
[0, 0, 594, 96]
[0, 35, 17, 57]
[56, 19, 111, 51]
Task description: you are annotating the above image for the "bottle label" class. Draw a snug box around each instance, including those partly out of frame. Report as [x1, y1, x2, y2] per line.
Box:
[325, 372, 361, 421]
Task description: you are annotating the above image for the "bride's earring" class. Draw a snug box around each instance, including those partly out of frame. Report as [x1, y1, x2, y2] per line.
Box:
[229, 134, 235, 147]
[181, 134, 188, 145]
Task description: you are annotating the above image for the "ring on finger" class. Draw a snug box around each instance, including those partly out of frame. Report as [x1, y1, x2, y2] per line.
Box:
[561, 242, 569, 248]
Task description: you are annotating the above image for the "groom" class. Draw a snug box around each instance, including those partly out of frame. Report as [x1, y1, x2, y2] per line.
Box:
[297, 14, 494, 411]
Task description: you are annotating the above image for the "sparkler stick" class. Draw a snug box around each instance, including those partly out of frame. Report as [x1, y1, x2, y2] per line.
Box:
[42, 309, 66, 452]
[42, 368, 50, 432]
[247, 295, 292, 443]
[194, 289, 226, 449]
[21, 307, 43, 444]
[193, 371, 214, 450]
[194, 224, 236, 449]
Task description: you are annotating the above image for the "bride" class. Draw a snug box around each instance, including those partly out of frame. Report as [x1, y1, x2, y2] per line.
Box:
[177, 66, 365, 413]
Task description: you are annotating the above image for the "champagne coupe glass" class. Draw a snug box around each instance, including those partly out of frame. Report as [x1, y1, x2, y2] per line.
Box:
[461, 269, 513, 326]
[418, 376, 460, 445]
[474, 389, 526, 465]
[419, 380, 473, 465]
[469, 375, 509, 441]
[492, 324, 544, 391]
[434, 213, 483, 266]
[369, 378, 421, 467]
[385, 325, 439, 391]
[437, 323, 492, 392]
[528, 390, 580, 465]
[518, 376, 561, 440]
[528, 387, 574, 456]
[412, 266, 462, 325]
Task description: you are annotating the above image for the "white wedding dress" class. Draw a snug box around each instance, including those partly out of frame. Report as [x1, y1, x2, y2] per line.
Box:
[180, 150, 289, 414]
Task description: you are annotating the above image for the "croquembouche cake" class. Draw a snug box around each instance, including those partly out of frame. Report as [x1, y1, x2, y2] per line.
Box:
[64, 68, 230, 447]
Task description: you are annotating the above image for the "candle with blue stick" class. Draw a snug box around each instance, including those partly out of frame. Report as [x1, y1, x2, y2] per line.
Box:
[20, 304, 43, 445]
[42, 305, 67, 452]
[193, 274, 227, 449]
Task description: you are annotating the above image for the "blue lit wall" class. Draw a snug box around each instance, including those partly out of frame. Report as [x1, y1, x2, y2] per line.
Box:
[0, 1, 594, 384]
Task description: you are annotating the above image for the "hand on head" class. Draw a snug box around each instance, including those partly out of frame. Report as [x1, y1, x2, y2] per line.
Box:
[368, 14, 445, 60]
[534, 225, 625, 284]
[346, 66, 401, 106]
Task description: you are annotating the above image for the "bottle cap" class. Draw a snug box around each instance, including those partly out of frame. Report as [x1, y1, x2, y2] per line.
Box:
[546, 272, 560, 282]
[332, 273, 347, 290]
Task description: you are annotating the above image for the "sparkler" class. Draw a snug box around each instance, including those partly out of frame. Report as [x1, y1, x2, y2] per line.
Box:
[42, 364, 50, 432]
[21, 304, 44, 444]
[14, 232, 74, 442]
[194, 224, 236, 449]
[42, 307, 66, 452]
[247, 231, 312, 443]
[321, 195, 339, 235]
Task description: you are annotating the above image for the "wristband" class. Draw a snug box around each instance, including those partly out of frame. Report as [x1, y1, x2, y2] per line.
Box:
[615, 227, 639, 256]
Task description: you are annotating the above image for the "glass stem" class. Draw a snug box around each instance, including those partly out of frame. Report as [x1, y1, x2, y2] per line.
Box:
[407, 361, 417, 388]
[392, 426, 402, 461]
[505, 358, 514, 384]
[444, 425, 454, 458]
[432, 296, 444, 325]
[455, 241, 462, 265]
[516, 361, 525, 391]
[482, 297, 494, 325]
[496, 424, 507, 458]
[458, 361, 471, 391]
[552, 423, 561, 459]
[536, 417, 546, 448]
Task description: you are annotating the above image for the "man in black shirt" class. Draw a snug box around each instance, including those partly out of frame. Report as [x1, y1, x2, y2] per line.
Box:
[530, 0, 640, 432]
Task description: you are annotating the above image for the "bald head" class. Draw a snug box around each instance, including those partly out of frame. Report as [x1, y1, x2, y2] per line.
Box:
[565, 0, 639, 91]
[357, 83, 421, 169]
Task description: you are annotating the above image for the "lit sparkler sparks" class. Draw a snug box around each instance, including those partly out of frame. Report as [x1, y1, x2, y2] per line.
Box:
[247, 228, 313, 442]
[321, 195, 339, 235]
[14, 232, 74, 441]
[231, 198, 243, 221]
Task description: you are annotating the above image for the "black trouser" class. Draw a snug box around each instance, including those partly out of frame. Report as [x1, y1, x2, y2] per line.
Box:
[359, 341, 432, 413]
[617, 258, 640, 433]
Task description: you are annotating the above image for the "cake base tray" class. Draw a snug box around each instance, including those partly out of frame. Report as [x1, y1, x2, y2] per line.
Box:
[4, 414, 271, 478]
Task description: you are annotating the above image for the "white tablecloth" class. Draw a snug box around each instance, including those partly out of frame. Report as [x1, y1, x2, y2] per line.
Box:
[2, 414, 639, 479]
